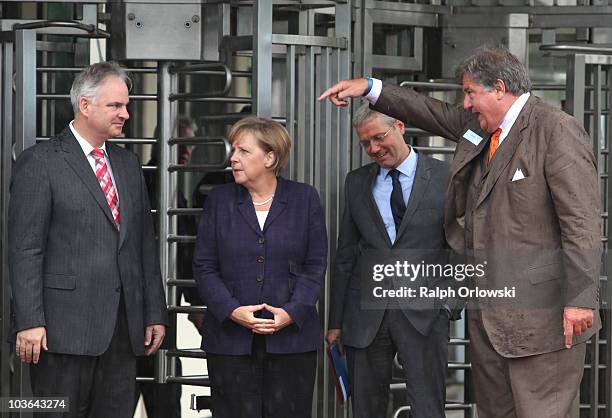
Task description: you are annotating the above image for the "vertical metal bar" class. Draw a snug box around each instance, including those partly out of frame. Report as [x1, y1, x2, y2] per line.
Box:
[333, 2, 352, 416]
[168, 69, 179, 386]
[81, 3, 98, 26]
[156, 62, 176, 384]
[413, 27, 424, 71]
[335, 0, 352, 235]
[295, 11, 305, 184]
[296, 9, 315, 185]
[606, 65, 612, 418]
[315, 45, 332, 418]
[8, 32, 34, 416]
[40, 42, 48, 138]
[49, 62, 56, 137]
[253, 0, 272, 117]
[13, 30, 36, 415]
[304, 47, 315, 185]
[315, 48, 328, 197]
[286, 44, 296, 181]
[14, 29, 37, 156]
[328, 46, 341, 418]
[589, 335, 600, 418]
[590, 63, 601, 418]
[296, 46, 306, 183]
[357, 8, 372, 169]
[465, 311, 475, 418]
[594, 65, 602, 171]
[355, 0, 366, 78]
[566, 53, 586, 124]
[1, 40, 14, 403]
[361, 7, 373, 99]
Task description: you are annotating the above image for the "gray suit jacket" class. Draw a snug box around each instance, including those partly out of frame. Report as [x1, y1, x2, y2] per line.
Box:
[329, 153, 452, 348]
[374, 84, 601, 357]
[9, 127, 168, 356]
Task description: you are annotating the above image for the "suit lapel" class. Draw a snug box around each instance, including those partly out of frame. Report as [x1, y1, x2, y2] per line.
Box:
[395, 152, 431, 241]
[450, 132, 490, 181]
[236, 185, 265, 235]
[475, 98, 534, 208]
[263, 177, 288, 231]
[106, 144, 128, 247]
[365, 164, 393, 248]
[60, 129, 117, 228]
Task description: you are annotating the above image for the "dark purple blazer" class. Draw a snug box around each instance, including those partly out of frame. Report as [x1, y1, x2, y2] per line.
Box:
[193, 177, 328, 355]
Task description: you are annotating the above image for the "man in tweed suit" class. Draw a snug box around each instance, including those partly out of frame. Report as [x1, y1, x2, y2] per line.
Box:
[320, 46, 601, 418]
[9, 62, 167, 417]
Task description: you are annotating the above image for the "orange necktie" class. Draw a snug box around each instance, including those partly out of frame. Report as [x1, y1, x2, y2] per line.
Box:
[488, 128, 502, 162]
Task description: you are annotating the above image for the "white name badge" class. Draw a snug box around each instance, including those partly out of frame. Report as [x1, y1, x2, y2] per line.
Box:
[462, 129, 483, 146]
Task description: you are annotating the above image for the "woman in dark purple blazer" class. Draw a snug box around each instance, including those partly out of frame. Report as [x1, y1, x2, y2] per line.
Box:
[193, 117, 328, 418]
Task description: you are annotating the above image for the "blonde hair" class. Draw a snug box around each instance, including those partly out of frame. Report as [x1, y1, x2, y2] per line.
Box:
[228, 117, 292, 176]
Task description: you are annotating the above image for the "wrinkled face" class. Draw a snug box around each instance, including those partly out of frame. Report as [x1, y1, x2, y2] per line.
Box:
[230, 133, 275, 186]
[356, 116, 409, 169]
[462, 74, 506, 133]
[81, 76, 130, 140]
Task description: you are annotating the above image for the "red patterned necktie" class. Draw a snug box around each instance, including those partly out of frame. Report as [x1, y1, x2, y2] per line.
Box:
[91, 148, 120, 227]
[488, 128, 502, 162]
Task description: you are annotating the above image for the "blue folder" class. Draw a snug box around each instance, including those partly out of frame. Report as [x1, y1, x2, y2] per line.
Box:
[327, 343, 351, 403]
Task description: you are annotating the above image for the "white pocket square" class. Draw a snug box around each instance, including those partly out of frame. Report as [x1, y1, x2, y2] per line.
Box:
[512, 168, 525, 182]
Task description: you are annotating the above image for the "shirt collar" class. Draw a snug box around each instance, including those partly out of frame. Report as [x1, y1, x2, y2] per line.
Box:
[380, 145, 418, 179]
[498, 92, 530, 140]
[69, 120, 108, 156]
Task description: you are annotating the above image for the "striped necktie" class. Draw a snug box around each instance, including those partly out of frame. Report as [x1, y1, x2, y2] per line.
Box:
[91, 148, 120, 227]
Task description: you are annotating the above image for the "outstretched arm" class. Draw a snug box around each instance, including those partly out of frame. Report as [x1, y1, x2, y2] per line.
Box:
[318, 78, 369, 106]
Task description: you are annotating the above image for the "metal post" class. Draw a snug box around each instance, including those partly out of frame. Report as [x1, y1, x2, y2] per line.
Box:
[286, 44, 296, 179]
[14, 29, 37, 157]
[315, 46, 331, 418]
[606, 65, 612, 418]
[335, 0, 352, 231]
[10, 30, 36, 418]
[156, 62, 177, 384]
[1, 40, 14, 404]
[302, 47, 315, 185]
[336, 5, 352, 415]
[592, 65, 602, 168]
[253, 0, 272, 117]
[566, 53, 586, 124]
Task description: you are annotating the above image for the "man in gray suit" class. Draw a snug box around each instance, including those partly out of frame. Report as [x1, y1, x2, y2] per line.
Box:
[9, 62, 168, 417]
[326, 104, 454, 418]
[320, 46, 601, 418]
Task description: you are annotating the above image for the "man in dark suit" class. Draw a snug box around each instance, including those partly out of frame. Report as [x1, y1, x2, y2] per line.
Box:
[320, 46, 601, 417]
[326, 104, 453, 418]
[9, 61, 168, 417]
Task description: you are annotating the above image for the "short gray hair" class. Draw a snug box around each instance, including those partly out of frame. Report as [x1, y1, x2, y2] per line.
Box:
[70, 61, 131, 114]
[178, 115, 197, 135]
[455, 45, 532, 95]
[352, 104, 396, 129]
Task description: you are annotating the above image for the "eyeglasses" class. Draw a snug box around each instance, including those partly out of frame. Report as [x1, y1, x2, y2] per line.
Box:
[359, 125, 395, 148]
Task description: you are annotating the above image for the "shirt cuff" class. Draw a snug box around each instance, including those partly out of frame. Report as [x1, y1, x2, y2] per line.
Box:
[364, 78, 383, 104]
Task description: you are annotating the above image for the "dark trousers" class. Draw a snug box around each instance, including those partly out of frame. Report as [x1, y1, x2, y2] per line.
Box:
[207, 334, 317, 418]
[469, 310, 585, 418]
[134, 357, 181, 418]
[29, 298, 137, 418]
[346, 309, 448, 418]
